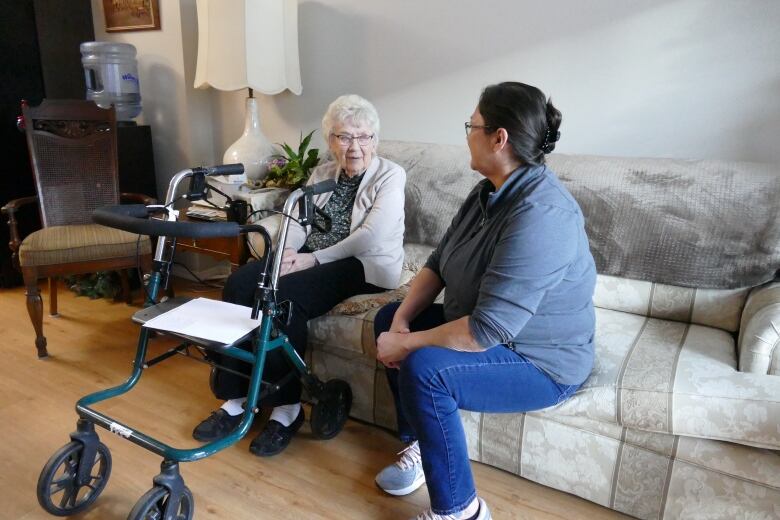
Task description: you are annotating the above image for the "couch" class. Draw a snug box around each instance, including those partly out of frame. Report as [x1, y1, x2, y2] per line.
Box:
[296, 140, 780, 519]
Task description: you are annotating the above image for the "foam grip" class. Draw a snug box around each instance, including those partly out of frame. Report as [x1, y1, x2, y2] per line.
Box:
[93, 204, 242, 238]
[308, 179, 337, 195]
[206, 163, 245, 176]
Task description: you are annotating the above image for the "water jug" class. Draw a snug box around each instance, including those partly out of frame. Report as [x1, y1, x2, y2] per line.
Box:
[80, 41, 142, 121]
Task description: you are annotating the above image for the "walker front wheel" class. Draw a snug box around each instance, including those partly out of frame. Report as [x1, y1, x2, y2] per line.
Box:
[310, 379, 352, 440]
[127, 485, 194, 520]
[37, 440, 112, 516]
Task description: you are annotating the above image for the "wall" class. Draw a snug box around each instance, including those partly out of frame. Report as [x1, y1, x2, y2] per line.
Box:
[247, 0, 780, 165]
[91, 0, 215, 197]
[93, 0, 780, 194]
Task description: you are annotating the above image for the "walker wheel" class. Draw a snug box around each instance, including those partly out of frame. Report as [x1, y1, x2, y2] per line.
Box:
[37, 440, 112, 516]
[127, 485, 194, 520]
[310, 379, 352, 440]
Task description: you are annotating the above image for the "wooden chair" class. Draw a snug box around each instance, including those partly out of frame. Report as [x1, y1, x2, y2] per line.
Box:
[1, 99, 154, 358]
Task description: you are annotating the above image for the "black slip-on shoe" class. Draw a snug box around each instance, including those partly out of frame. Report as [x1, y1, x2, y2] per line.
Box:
[192, 409, 243, 442]
[249, 408, 305, 457]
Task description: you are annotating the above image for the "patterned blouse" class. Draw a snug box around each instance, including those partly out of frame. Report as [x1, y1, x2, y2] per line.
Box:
[304, 170, 365, 252]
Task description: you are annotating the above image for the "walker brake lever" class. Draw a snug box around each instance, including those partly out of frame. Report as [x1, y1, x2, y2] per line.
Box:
[275, 300, 293, 328]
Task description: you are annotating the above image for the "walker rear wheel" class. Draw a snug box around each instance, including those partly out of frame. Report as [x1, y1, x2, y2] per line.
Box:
[37, 440, 112, 516]
[127, 485, 194, 520]
[310, 379, 352, 439]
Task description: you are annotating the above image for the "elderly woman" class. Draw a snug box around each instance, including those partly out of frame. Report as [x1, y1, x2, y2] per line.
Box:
[373, 82, 596, 520]
[192, 94, 406, 457]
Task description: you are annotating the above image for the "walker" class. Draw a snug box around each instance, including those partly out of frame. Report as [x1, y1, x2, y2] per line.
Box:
[36, 164, 352, 519]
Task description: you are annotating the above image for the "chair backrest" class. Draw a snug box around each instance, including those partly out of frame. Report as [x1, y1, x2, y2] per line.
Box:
[22, 99, 120, 227]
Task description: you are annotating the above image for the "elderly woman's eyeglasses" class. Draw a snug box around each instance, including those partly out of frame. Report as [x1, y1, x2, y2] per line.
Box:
[464, 122, 493, 136]
[332, 133, 374, 147]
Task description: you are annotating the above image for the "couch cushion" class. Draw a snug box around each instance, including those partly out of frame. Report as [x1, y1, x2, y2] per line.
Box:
[594, 274, 749, 332]
[327, 242, 435, 317]
[553, 308, 780, 449]
[380, 141, 482, 248]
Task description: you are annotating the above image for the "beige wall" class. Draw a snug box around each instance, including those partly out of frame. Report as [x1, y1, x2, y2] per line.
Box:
[92, 0, 780, 196]
[91, 0, 217, 197]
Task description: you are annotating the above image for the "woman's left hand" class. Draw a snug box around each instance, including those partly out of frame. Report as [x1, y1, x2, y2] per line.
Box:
[377, 331, 413, 368]
[280, 249, 318, 275]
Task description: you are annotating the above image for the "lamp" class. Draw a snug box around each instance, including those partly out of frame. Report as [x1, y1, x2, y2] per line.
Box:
[194, 0, 302, 185]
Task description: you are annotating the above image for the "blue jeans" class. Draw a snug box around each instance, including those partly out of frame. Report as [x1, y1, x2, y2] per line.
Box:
[375, 302, 580, 515]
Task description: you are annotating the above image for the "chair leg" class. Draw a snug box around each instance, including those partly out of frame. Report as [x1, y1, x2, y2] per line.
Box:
[49, 277, 59, 316]
[120, 269, 132, 305]
[22, 267, 48, 358]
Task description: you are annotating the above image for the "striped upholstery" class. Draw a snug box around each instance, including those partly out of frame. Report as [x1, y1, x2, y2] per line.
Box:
[462, 412, 780, 520]
[307, 307, 780, 519]
[594, 274, 749, 332]
[305, 263, 780, 519]
[19, 224, 151, 267]
[310, 307, 780, 449]
[557, 308, 780, 449]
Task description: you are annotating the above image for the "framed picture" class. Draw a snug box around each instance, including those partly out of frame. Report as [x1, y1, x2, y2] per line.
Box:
[102, 0, 161, 32]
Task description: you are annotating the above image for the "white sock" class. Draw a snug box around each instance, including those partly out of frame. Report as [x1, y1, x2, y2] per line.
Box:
[269, 402, 301, 427]
[456, 497, 480, 519]
[220, 398, 246, 416]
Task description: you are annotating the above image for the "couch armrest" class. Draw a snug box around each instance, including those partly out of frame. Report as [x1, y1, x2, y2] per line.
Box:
[738, 282, 780, 375]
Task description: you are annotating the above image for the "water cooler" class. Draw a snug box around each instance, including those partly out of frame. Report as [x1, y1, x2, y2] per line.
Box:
[80, 41, 142, 121]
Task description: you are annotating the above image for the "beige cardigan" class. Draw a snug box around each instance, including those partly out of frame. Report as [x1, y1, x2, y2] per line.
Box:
[252, 156, 406, 289]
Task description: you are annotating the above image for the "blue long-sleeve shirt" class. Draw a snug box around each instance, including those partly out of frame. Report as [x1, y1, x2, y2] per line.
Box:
[425, 164, 596, 385]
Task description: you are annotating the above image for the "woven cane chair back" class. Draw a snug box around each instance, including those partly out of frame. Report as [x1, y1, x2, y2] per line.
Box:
[22, 99, 119, 227]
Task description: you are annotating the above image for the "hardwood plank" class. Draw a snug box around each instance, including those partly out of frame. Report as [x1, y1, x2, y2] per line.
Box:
[0, 281, 629, 519]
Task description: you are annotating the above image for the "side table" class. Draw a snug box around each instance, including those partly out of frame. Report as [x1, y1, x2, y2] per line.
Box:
[175, 211, 249, 272]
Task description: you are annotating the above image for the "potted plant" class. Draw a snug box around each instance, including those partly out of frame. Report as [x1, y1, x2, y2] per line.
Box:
[260, 130, 320, 190]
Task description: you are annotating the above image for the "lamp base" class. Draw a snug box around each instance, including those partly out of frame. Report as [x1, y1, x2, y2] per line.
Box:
[219, 96, 277, 184]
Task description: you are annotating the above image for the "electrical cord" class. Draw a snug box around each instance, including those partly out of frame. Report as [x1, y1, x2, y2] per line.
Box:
[171, 260, 225, 289]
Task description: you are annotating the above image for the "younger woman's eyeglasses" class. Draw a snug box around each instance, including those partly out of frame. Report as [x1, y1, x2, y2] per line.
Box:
[464, 122, 493, 136]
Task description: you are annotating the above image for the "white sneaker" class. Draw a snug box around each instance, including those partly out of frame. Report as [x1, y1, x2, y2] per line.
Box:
[375, 441, 425, 496]
[411, 497, 491, 520]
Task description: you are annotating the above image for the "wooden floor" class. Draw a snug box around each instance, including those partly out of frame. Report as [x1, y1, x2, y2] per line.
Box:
[0, 280, 630, 519]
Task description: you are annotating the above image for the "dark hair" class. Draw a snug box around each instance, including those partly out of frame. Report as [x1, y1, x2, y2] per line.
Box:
[477, 81, 562, 166]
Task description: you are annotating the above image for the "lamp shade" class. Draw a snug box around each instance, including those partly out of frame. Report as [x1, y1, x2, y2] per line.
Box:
[194, 0, 302, 95]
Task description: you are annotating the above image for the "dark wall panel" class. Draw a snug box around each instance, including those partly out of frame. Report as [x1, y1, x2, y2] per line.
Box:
[0, 0, 94, 287]
[33, 0, 95, 98]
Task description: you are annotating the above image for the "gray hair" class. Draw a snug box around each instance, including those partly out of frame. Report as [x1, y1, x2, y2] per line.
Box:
[321, 94, 381, 144]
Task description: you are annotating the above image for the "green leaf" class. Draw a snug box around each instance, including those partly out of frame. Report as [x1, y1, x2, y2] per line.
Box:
[281, 143, 297, 159]
[298, 130, 315, 157]
[303, 149, 320, 170]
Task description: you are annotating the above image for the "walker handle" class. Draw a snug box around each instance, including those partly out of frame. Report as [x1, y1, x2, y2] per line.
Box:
[93, 204, 242, 238]
[305, 179, 338, 195]
[201, 163, 245, 177]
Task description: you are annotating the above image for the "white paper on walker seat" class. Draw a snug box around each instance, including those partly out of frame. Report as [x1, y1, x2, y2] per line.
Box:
[142, 297, 260, 344]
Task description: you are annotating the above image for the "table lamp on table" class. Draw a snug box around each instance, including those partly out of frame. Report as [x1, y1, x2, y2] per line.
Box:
[194, 0, 302, 186]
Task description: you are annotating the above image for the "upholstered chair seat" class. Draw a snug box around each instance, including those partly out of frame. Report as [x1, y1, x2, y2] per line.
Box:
[19, 224, 151, 267]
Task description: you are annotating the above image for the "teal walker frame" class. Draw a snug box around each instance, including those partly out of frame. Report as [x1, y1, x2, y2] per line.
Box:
[35, 164, 350, 519]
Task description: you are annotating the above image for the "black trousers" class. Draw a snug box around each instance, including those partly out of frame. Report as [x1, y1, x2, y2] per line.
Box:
[211, 256, 383, 406]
